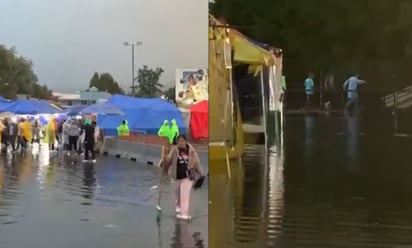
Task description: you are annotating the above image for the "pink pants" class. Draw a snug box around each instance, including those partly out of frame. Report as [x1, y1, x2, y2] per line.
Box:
[175, 178, 193, 216]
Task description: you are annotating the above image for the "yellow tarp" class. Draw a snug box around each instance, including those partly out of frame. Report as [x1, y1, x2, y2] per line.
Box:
[209, 15, 275, 66]
[48, 103, 63, 111]
[208, 15, 244, 159]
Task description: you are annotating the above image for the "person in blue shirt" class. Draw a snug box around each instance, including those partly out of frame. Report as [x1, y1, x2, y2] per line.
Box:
[304, 73, 315, 108]
[343, 74, 366, 111]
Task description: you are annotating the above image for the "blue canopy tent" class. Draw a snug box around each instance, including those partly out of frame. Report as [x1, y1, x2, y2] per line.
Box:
[80, 103, 124, 115]
[101, 94, 185, 136]
[0, 100, 10, 110]
[64, 105, 87, 116]
[0, 99, 61, 115]
[98, 109, 141, 136]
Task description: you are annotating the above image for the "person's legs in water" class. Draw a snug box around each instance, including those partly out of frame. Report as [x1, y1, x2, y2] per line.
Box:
[345, 97, 353, 110]
[1, 136, 9, 154]
[68, 136, 77, 155]
[17, 136, 22, 151]
[50, 135, 55, 151]
[22, 137, 28, 150]
[10, 136, 17, 151]
[77, 136, 83, 154]
[175, 180, 181, 212]
[55, 134, 59, 151]
[177, 178, 193, 219]
[84, 141, 92, 161]
[305, 93, 312, 109]
[90, 143, 96, 161]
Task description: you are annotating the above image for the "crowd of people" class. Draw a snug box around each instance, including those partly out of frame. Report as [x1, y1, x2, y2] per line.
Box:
[0, 116, 101, 163]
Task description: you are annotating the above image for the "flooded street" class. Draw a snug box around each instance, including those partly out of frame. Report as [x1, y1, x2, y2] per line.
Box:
[0, 148, 208, 248]
[210, 113, 412, 248]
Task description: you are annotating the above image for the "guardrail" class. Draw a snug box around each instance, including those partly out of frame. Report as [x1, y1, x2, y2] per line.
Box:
[284, 88, 399, 111]
[283, 88, 412, 136]
[118, 131, 168, 146]
[116, 130, 208, 147]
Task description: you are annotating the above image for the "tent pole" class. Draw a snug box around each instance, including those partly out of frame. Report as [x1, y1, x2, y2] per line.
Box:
[260, 68, 268, 152]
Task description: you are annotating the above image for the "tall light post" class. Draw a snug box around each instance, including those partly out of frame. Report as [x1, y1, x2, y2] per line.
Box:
[123, 41, 143, 96]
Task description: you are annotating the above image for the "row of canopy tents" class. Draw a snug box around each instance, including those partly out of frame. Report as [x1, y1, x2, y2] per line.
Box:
[97, 94, 186, 136]
[0, 94, 208, 139]
[96, 95, 208, 138]
[0, 98, 61, 115]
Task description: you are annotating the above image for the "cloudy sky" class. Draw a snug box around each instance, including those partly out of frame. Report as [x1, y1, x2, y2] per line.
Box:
[0, 0, 208, 92]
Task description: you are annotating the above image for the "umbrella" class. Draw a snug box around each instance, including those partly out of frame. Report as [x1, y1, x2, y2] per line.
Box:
[80, 103, 124, 115]
[0, 99, 61, 115]
[64, 105, 87, 116]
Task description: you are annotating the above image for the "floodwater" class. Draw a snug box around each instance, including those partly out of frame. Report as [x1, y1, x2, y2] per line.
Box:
[210, 112, 412, 248]
[0, 145, 208, 248]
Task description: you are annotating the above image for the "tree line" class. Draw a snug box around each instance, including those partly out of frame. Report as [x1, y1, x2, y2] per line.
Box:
[211, 0, 412, 90]
[89, 65, 175, 101]
[0, 44, 175, 101]
[0, 45, 52, 99]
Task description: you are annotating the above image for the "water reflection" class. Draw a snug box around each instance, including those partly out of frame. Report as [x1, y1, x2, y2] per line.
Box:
[344, 109, 359, 155]
[0, 164, 3, 189]
[210, 145, 284, 248]
[266, 147, 284, 247]
[343, 109, 361, 175]
[170, 220, 205, 248]
[211, 115, 412, 247]
[82, 164, 96, 200]
[304, 114, 314, 146]
[0, 149, 207, 248]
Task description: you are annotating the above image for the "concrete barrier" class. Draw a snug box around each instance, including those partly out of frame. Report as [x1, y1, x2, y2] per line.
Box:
[101, 137, 128, 158]
[102, 137, 208, 172]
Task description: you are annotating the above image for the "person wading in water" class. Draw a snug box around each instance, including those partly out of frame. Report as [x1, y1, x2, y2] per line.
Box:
[81, 119, 96, 163]
[343, 74, 367, 112]
[163, 134, 205, 220]
[304, 73, 315, 109]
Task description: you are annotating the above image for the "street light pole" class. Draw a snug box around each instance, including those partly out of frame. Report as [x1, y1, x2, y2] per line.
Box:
[123, 41, 143, 96]
[132, 44, 135, 96]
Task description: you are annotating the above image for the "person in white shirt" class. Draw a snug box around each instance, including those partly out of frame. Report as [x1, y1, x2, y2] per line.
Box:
[343, 74, 366, 111]
[92, 121, 101, 151]
[67, 119, 81, 155]
[62, 119, 71, 151]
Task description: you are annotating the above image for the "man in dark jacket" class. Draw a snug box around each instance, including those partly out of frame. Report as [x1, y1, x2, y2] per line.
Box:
[1, 119, 10, 153]
[81, 119, 96, 163]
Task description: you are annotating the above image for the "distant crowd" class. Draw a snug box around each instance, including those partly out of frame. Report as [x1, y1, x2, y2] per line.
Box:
[0, 117, 102, 162]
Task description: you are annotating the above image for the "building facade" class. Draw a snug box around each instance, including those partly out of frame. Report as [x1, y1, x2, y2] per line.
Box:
[79, 87, 111, 105]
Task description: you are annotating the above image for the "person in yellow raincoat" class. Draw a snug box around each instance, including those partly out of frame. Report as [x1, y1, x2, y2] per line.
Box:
[117, 120, 129, 136]
[170, 119, 180, 145]
[157, 120, 170, 139]
[157, 120, 171, 169]
[18, 118, 32, 151]
[43, 117, 57, 150]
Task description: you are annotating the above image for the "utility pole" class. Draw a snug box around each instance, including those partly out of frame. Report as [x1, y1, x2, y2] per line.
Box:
[123, 41, 143, 96]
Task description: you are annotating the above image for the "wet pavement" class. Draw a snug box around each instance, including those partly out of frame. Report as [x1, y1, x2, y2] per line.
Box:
[0, 145, 208, 248]
[210, 113, 412, 248]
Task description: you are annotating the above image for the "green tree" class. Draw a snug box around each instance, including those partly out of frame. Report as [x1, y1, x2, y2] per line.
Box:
[164, 86, 176, 102]
[0, 44, 51, 99]
[135, 65, 165, 97]
[211, 0, 412, 90]
[89, 72, 125, 94]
